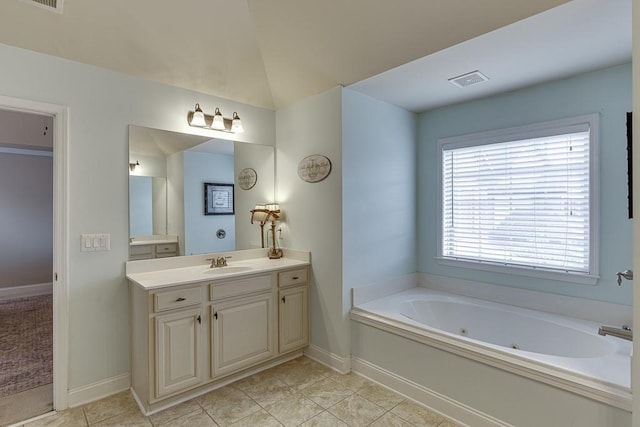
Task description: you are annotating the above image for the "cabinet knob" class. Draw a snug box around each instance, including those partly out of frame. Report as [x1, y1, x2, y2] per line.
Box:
[281, 296, 286, 303]
[213, 311, 218, 319]
[175, 297, 186, 302]
[197, 315, 201, 324]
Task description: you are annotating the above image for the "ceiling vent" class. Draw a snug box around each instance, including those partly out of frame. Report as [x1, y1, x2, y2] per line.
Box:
[22, 0, 64, 14]
[448, 70, 489, 88]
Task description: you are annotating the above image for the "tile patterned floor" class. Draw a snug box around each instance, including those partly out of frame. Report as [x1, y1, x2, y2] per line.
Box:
[18, 357, 462, 427]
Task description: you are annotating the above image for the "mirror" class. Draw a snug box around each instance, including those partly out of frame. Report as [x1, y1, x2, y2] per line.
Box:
[128, 125, 275, 258]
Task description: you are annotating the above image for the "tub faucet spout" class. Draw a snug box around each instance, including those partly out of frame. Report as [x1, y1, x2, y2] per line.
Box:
[598, 325, 632, 341]
[616, 269, 633, 286]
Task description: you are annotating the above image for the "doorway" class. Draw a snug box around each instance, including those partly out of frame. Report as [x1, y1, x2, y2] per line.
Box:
[0, 109, 54, 425]
[0, 96, 69, 425]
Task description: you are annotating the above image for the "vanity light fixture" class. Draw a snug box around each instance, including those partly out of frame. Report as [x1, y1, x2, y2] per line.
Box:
[211, 107, 225, 130]
[187, 104, 245, 133]
[231, 112, 245, 133]
[129, 160, 140, 172]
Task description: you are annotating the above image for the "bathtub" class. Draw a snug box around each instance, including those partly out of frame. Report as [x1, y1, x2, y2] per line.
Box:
[350, 288, 631, 408]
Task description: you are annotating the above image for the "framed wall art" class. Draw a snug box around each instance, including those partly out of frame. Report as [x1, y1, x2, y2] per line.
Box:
[204, 183, 234, 215]
[237, 168, 257, 190]
[297, 154, 331, 183]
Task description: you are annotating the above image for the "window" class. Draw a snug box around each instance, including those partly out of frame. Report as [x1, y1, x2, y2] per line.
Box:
[437, 115, 599, 284]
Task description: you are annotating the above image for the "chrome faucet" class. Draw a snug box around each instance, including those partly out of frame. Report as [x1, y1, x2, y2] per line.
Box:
[598, 325, 632, 341]
[208, 256, 230, 268]
[616, 270, 633, 286]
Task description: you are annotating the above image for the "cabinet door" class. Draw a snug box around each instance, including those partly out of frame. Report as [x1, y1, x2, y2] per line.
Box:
[278, 285, 309, 353]
[155, 308, 202, 398]
[211, 293, 275, 377]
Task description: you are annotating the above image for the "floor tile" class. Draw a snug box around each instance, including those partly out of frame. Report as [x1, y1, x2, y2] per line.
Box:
[89, 409, 151, 427]
[82, 391, 139, 425]
[327, 394, 386, 427]
[263, 394, 323, 427]
[370, 412, 414, 427]
[438, 419, 463, 427]
[239, 375, 298, 406]
[148, 399, 202, 426]
[229, 409, 282, 427]
[23, 407, 87, 427]
[232, 370, 281, 391]
[356, 383, 405, 410]
[299, 377, 354, 408]
[36, 357, 461, 427]
[327, 372, 371, 392]
[198, 386, 261, 426]
[391, 400, 445, 426]
[299, 411, 348, 427]
[156, 408, 218, 427]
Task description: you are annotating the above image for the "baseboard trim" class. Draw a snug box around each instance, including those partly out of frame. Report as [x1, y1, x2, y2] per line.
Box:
[0, 282, 52, 300]
[304, 344, 351, 374]
[351, 357, 512, 427]
[67, 373, 131, 408]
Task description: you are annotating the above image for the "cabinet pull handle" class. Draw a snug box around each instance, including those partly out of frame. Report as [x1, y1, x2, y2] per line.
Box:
[175, 297, 186, 302]
[213, 311, 218, 319]
[197, 315, 201, 324]
[282, 296, 286, 303]
[292, 276, 299, 280]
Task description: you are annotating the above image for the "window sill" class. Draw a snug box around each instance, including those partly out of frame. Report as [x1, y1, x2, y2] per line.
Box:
[434, 257, 599, 286]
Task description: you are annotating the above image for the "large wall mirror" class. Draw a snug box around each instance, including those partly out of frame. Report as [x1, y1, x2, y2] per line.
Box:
[128, 125, 275, 259]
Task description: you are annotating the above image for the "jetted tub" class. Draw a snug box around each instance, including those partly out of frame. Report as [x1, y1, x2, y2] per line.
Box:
[350, 288, 632, 407]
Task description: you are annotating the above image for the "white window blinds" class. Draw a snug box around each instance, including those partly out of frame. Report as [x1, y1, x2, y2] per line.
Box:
[441, 126, 591, 274]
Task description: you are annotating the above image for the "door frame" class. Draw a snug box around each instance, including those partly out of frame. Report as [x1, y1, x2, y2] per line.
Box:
[0, 95, 69, 410]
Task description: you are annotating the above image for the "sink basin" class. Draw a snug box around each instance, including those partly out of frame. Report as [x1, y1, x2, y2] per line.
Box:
[203, 266, 253, 275]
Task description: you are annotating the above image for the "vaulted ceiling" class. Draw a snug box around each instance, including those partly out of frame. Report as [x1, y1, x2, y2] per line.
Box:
[0, 0, 575, 111]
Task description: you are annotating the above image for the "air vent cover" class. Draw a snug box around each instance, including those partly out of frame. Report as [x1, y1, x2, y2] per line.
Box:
[22, 0, 64, 13]
[448, 70, 489, 88]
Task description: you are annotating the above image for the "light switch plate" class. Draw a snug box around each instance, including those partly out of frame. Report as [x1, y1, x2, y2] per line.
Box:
[81, 234, 111, 252]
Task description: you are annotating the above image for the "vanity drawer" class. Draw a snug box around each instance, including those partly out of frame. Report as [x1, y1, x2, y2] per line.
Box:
[278, 268, 308, 288]
[154, 287, 201, 312]
[210, 274, 273, 301]
[130, 244, 154, 256]
[156, 243, 178, 254]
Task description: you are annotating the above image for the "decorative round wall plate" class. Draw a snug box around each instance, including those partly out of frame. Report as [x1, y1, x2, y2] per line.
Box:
[237, 168, 257, 190]
[297, 154, 331, 183]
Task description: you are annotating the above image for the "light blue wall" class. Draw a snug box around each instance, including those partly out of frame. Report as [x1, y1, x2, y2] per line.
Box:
[183, 150, 236, 255]
[418, 63, 633, 305]
[342, 88, 418, 290]
[129, 175, 152, 236]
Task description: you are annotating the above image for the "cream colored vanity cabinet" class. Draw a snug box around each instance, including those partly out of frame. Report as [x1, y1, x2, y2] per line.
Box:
[130, 242, 179, 260]
[128, 255, 310, 414]
[155, 306, 203, 397]
[130, 284, 206, 403]
[210, 274, 276, 378]
[278, 267, 309, 353]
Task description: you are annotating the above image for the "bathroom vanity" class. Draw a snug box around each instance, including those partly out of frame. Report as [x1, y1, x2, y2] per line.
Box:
[126, 249, 309, 414]
[129, 235, 179, 260]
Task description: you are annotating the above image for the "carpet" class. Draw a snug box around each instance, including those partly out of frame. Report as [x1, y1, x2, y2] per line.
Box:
[0, 294, 53, 398]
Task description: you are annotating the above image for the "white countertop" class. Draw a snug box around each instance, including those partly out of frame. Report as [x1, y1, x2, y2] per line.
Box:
[126, 250, 309, 290]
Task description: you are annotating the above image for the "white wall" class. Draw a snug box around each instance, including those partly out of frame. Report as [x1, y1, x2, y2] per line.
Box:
[234, 142, 275, 249]
[276, 87, 345, 357]
[0, 42, 275, 390]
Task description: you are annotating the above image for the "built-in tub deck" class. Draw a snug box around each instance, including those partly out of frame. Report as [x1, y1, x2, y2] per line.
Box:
[350, 288, 631, 410]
